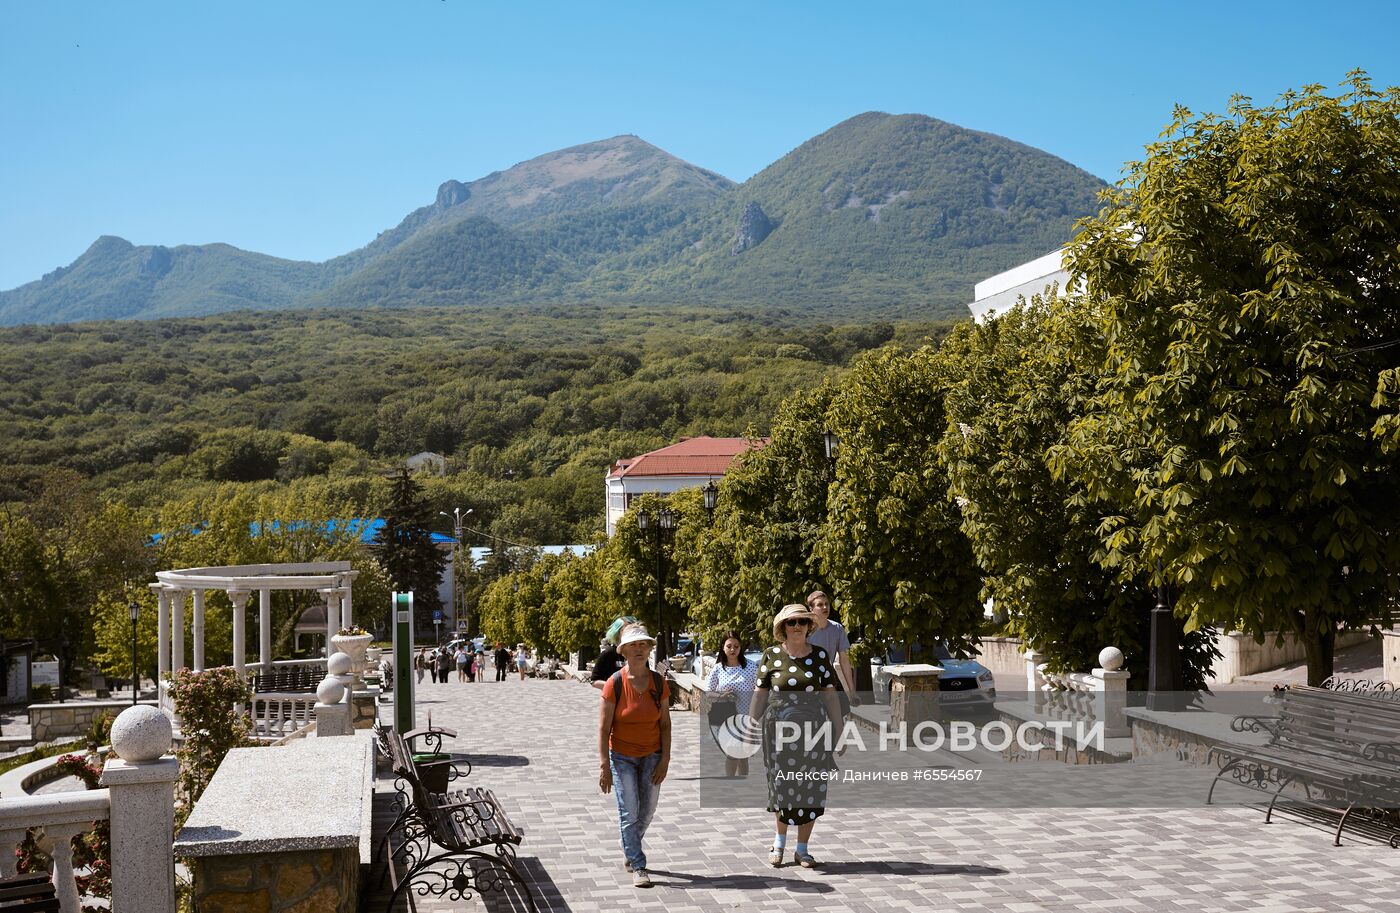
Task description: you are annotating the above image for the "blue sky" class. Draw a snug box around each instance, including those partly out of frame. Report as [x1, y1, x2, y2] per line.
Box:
[2, 1, 1397, 291]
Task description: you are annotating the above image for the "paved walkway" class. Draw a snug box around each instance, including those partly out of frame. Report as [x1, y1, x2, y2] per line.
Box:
[367, 674, 1399, 913]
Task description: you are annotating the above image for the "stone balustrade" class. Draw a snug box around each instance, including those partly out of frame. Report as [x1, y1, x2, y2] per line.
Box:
[1025, 646, 1131, 739]
[0, 705, 179, 913]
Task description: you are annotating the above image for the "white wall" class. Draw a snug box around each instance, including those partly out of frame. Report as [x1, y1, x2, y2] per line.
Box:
[605, 474, 717, 536]
[967, 248, 1075, 323]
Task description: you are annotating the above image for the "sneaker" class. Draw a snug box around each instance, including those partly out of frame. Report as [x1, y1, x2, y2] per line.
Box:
[767, 847, 784, 867]
[632, 869, 652, 888]
[794, 851, 818, 868]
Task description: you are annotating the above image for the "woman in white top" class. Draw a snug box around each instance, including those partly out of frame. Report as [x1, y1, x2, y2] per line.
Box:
[705, 631, 758, 777]
[515, 644, 530, 681]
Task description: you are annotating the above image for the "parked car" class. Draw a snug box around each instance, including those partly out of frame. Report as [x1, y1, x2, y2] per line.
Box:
[878, 642, 996, 708]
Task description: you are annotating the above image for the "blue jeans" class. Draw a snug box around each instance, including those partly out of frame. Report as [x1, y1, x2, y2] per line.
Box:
[609, 749, 661, 870]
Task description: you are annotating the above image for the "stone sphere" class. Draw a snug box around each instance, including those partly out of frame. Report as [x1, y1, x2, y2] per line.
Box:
[1098, 646, 1125, 672]
[316, 676, 347, 705]
[110, 705, 173, 762]
[326, 652, 353, 676]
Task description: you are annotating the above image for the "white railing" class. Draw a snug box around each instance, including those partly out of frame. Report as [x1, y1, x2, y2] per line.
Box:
[1026, 647, 1131, 738]
[250, 692, 318, 740]
[0, 790, 111, 913]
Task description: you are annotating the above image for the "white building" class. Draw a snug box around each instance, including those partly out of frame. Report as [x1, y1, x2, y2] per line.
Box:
[604, 436, 763, 536]
[967, 247, 1077, 323]
[406, 451, 447, 476]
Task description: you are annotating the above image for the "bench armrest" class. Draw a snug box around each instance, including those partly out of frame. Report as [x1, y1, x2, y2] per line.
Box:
[1230, 715, 1280, 740]
[403, 725, 458, 740]
[1360, 741, 1400, 765]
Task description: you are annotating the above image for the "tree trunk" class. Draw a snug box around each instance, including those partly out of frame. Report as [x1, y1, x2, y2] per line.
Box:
[1302, 625, 1336, 687]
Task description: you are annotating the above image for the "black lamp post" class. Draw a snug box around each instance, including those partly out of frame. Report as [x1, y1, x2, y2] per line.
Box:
[128, 600, 141, 706]
[822, 430, 840, 480]
[1146, 560, 1182, 710]
[702, 480, 718, 522]
[636, 506, 678, 660]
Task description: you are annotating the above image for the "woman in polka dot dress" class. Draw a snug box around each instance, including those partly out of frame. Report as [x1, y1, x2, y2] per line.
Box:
[750, 603, 842, 868]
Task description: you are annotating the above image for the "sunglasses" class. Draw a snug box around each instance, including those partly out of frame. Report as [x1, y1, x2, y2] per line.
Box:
[783, 618, 811, 627]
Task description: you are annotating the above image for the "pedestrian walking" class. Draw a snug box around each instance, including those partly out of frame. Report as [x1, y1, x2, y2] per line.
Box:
[436, 646, 451, 684]
[415, 648, 427, 685]
[598, 625, 670, 888]
[751, 603, 841, 869]
[516, 643, 530, 681]
[705, 630, 757, 777]
[455, 644, 470, 682]
[590, 615, 637, 690]
[806, 590, 860, 715]
[494, 643, 510, 681]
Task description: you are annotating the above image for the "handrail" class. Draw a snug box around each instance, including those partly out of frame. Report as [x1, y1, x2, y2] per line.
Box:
[0, 788, 112, 912]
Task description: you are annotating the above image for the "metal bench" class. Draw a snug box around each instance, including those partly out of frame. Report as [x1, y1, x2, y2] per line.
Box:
[375, 725, 536, 912]
[0, 872, 59, 912]
[1208, 684, 1400, 845]
[252, 666, 319, 693]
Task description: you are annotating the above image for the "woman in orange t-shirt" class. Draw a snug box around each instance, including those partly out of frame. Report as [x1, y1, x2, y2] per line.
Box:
[598, 625, 671, 888]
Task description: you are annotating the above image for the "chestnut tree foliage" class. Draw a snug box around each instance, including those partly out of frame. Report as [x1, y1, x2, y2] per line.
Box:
[1050, 74, 1400, 684]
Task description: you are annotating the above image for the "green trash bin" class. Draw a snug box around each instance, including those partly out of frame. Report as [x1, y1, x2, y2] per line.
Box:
[413, 753, 450, 793]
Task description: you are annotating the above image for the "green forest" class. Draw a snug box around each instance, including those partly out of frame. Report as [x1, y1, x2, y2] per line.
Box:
[0, 302, 951, 539]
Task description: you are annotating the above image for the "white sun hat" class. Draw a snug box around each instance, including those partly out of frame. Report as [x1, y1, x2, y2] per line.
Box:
[617, 625, 657, 649]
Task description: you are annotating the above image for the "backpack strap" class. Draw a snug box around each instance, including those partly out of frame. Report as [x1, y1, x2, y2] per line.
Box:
[611, 669, 665, 711]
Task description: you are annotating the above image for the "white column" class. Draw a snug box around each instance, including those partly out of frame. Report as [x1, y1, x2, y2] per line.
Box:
[152, 585, 170, 682]
[101, 706, 178, 913]
[340, 572, 356, 631]
[190, 589, 206, 672]
[170, 590, 186, 672]
[258, 588, 273, 668]
[228, 590, 249, 679]
[322, 588, 341, 654]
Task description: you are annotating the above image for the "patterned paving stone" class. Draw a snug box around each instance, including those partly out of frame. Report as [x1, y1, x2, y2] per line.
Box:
[365, 674, 1400, 912]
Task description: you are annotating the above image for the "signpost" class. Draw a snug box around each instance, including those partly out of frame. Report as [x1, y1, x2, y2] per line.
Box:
[392, 592, 414, 733]
[433, 609, 443, 645]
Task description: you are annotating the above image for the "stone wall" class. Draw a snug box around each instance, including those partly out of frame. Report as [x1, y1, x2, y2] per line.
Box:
[972, 637, 1029, 675]
[1208, 629, 1372, 683]
[193, 847, 358, 913]
[29, 699, 155, 742]
[350, 692, 377, 730]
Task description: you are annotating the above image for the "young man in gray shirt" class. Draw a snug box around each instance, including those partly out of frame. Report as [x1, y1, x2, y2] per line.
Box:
[806, 590, 860, 711]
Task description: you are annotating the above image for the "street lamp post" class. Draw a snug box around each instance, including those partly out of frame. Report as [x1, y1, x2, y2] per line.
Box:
[440, 508, 473, 635]
[128, 600, 140, 707]
[1146, 561, 1182, 711]
[702, 480, 718, 523]
[636, 507, 678, 661]
[822, 429, 840, 480]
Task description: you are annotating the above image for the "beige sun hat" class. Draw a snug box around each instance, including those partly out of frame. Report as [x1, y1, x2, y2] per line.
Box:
[617, 625, 657, 649]
[772, 603, 816, 640]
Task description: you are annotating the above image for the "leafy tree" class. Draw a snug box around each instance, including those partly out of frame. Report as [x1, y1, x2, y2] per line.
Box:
[815, 346, 983, 657]
[1053, 73, 1400, 685]
[941, 295, 1219, 685]
[675, 391, 835, 648]
[372, 470, 447, 633]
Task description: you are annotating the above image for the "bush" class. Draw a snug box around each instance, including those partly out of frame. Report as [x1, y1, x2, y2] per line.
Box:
[167, 667, 253, 817]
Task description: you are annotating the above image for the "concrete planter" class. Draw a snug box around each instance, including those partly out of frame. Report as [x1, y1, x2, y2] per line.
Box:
[329, 633, 373, 676]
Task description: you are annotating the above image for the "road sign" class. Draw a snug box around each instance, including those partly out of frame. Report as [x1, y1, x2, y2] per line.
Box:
[433, 610, 443, 623]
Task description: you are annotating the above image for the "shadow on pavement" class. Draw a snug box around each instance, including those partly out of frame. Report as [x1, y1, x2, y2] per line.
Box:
[642, 868, 834, 894]
[817, 861, 1009, 877]
[453, 752, 531, 767]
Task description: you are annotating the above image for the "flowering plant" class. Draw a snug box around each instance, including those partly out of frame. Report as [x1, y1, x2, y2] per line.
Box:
[337, 625, 370, 637]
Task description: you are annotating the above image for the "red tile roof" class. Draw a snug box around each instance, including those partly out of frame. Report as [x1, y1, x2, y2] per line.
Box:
[608, 436, 766, 479]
